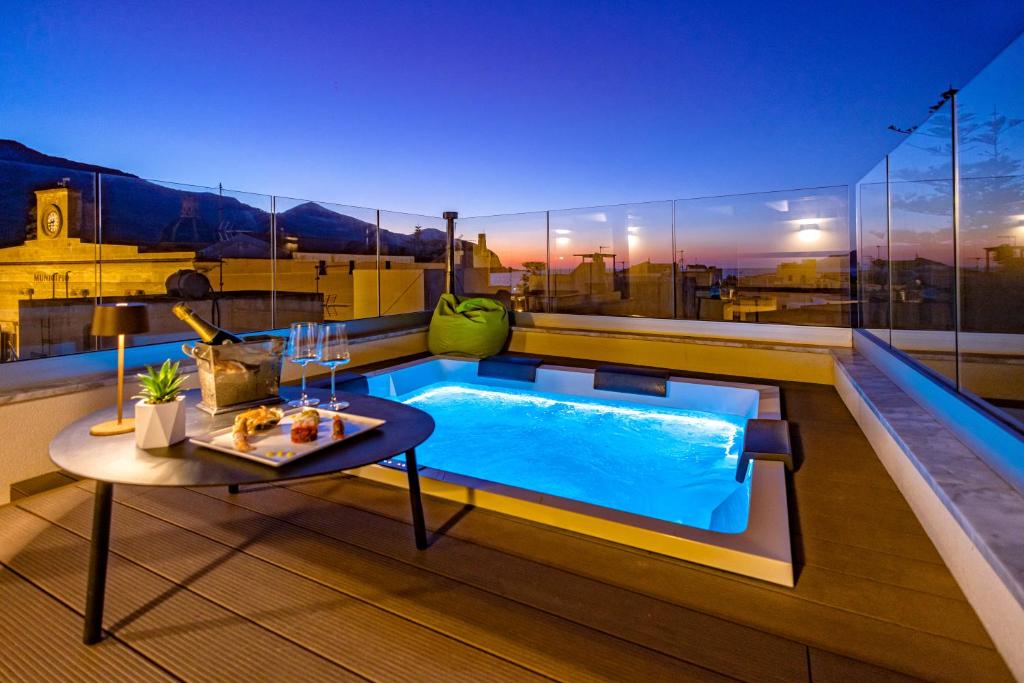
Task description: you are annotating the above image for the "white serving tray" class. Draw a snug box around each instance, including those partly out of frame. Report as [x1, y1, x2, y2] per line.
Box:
[190, 408, 385, 467]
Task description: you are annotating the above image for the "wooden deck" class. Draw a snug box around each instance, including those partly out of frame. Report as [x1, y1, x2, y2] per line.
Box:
[0, 371, 1013, 682]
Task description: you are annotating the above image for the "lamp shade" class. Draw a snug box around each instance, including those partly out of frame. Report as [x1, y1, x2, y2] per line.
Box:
[91, 303, 149, 337]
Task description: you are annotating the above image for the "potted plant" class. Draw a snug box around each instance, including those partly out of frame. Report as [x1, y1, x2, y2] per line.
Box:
[133, 360, 188, 448]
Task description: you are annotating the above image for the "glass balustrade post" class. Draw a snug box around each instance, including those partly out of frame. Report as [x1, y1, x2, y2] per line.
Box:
[545, 210, 552, 312]
[671, 199, 678, 319]
[950, 91, 962, 390]
[886, 154, 893, 344]
[443, 211, 458, 295]
[376, 209, 381, 317]
[95, 172, 103, 350]
[849, 185, 858, 329]
[271, 194, 277, 330]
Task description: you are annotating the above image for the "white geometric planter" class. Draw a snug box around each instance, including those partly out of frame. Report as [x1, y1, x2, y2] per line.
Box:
[135, 396, 186, 449]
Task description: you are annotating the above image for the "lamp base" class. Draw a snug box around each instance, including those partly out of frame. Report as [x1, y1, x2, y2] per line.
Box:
[90, 418, 135, 436]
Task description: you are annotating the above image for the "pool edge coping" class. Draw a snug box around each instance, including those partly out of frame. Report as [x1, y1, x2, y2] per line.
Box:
[359, 355, 793, 587]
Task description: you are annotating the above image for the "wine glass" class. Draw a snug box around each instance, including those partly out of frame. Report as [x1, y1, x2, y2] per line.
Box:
[317, 322, 351, 410]
[286, 322, 320, 408]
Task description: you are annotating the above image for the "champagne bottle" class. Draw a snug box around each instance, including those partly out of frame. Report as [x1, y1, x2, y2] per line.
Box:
[172, 303, 243, 345]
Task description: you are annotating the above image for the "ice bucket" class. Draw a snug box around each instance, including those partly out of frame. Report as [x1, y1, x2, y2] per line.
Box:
[182, 336, 285, 414]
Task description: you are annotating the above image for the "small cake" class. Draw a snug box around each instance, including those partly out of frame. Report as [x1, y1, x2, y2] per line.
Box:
[331, 415, 346, 440]
[290, 408, 320, 443]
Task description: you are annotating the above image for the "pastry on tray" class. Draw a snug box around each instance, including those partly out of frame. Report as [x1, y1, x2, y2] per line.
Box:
[231, 405, 284, 452]
[290, 408, 321, 443]
[332, 414, 346, 440]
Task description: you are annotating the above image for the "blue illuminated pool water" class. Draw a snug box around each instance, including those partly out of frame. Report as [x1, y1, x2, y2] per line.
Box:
[395, 382, 751, 532]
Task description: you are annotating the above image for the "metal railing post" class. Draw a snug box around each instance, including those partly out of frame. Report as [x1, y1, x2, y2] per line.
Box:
[885, 154, 893, 345]
[271, 195, 277, 330]
[376, 209, 382, 317]
[443, 211, 458, 295]
[545, 211, 552, 312]
[96, 173, 103, 308]
[849, 184, 859, 329]
[671, 200, 678, 319]
[951, 92, 962, 390]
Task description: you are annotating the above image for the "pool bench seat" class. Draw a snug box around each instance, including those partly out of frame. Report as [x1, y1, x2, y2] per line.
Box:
[736, 419, 793, 482]
[594, 364, 670, 397]
[478, 354, 543, 382]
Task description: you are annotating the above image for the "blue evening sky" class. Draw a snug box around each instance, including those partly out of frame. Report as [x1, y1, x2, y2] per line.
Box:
[2, 0, 1023, 217]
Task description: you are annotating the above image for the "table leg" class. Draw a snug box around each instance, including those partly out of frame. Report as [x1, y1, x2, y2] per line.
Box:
[84, 481, 113, 645]
[404, 448, 428, 550]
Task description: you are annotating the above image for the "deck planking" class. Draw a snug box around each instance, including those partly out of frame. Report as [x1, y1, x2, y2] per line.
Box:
[0, 565, 171, 683]
[19, 485, 550, 683]
[110, 483, 730, 682]
[0, 503, 361, 682]
[0, 363, 1014, 681]
[142, 483, 800, 682]
[273, 473, 1004, 679]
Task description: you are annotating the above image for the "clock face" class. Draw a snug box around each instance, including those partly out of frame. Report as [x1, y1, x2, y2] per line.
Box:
[43, 205, 63, 237]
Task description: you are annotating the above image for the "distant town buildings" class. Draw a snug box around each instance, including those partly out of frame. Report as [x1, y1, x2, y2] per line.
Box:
[0, 185, 440, 360]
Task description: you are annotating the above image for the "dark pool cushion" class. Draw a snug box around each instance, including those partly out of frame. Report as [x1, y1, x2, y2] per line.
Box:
[478, 354, 543, 382]
[735, 419, 793, 482]
[307, 371, 369, 395]
[593, 364, 669, 397]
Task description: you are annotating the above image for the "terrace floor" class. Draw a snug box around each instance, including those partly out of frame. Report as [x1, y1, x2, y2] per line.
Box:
[0, 356, 1013, 682]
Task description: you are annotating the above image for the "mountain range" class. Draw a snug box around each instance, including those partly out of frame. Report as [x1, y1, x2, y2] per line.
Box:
[0, 140, 447, 260]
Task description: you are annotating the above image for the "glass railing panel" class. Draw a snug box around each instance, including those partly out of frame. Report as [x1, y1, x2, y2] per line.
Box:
[378, 211, 447, 315]
[858, 159, 891, 343]
[955, 33, 1024, 428]
[0, 160, 98, 360]
[675, 187, 850, 326]
[99, 176, 275, 349]
[887, 104, 957, 384]
[455, 212, 549, 312]
[274, 198, 379, 322]
[548, 201, 674, 318]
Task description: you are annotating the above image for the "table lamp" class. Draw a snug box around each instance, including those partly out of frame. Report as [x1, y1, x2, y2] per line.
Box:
[89, 303, 149, 436]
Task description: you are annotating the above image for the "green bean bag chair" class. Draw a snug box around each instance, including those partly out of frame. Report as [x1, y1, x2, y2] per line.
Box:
[427, 294, 509, 358]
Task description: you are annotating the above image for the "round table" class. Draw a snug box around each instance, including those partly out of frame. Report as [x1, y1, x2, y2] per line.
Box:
[50, 388, 435, 644]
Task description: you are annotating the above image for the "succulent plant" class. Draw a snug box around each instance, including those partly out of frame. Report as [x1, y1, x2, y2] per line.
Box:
[134, 359, 187, 404]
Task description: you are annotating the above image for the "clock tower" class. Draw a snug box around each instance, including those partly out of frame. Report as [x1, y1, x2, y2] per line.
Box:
[34, 186, 79, 246]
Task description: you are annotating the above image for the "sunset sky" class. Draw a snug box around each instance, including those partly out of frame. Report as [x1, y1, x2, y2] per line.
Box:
[2, 0, 1022, 231]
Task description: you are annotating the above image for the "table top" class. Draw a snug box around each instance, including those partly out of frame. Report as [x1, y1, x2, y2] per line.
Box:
[50, 388, 434, 487]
